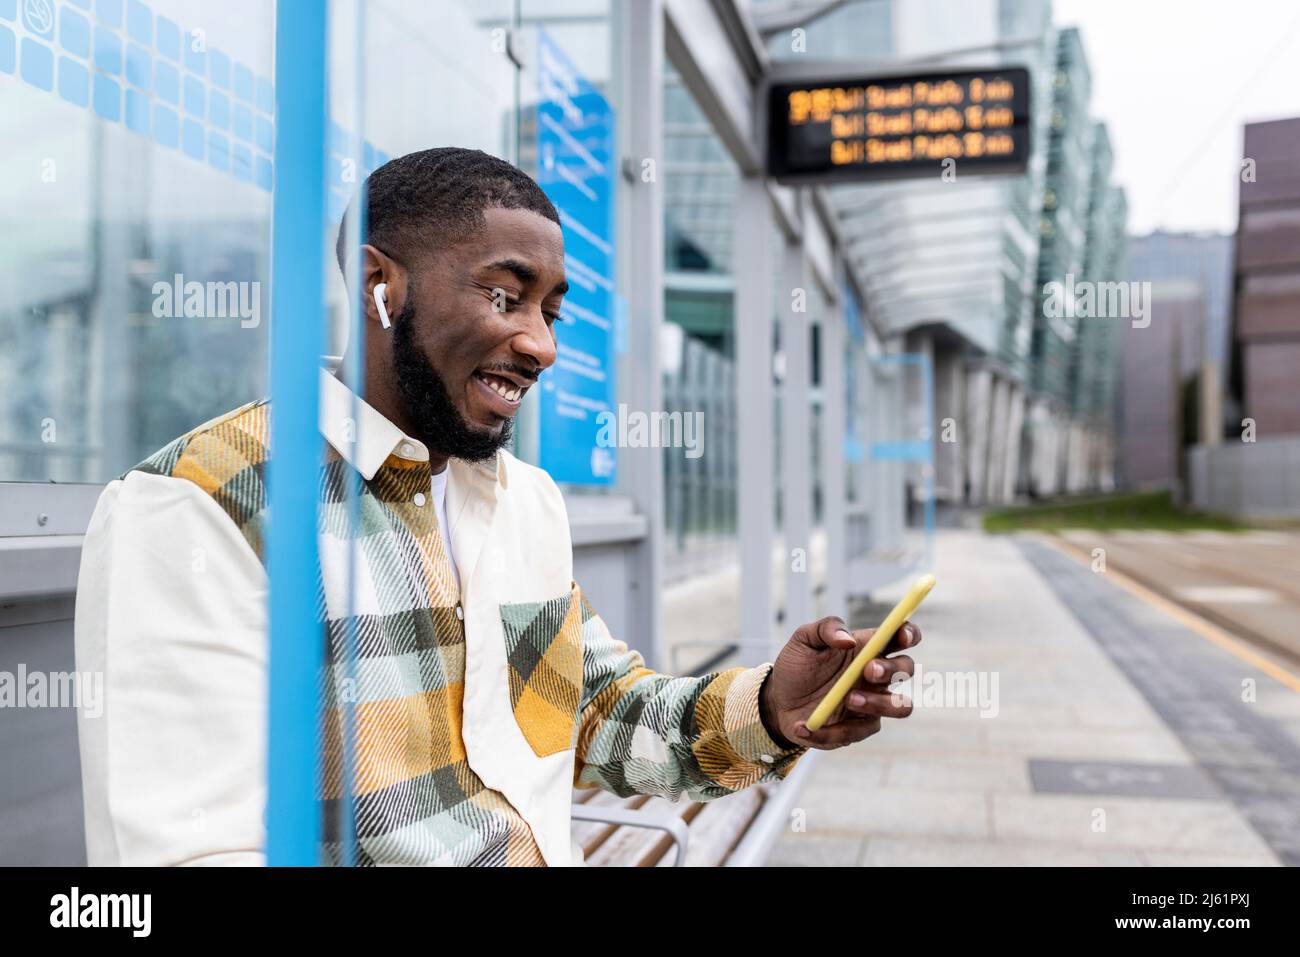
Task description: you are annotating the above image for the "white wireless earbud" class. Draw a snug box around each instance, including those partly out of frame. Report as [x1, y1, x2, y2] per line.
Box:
[373, 282, 391, 330]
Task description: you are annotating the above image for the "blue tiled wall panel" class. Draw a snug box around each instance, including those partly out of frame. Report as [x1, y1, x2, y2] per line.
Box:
[22, 0, 54, 38]
[209, 88, 230, 129]
[183, 73, 203, 116]
[0, 25, 14, 74]
[208, 47, 229, 88]
[93, 25, 120, 73]
[182, 117, 204, 159]
[183, 33, 203, 74]
[125, 41, 149, 89]
[156, 15, 179, 60]
[234, 102, 252, 142]
[155, 59, 178, 103]
[126, 0, 151, 45]
[234, 62, 252, 101]
[2, 13, 387, 202]
[125, 87, 150, 134]
[58, 56, 90, 106]
[60, 6, 91, 58]
[20, 38, 54, 90]
[92, 72, 120, 119]
[255, 75, 272, 113]
[256, 114, 274, 153]
[233, 143, 252, 182]
[208, 131, 230, 172]
[153, 103, 179, 148]
[96, 0, 124, 29]
[255, 155, 273, 192]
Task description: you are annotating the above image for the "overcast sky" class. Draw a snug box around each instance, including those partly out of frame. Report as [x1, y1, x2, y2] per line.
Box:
[1053, 0, 1300, 236]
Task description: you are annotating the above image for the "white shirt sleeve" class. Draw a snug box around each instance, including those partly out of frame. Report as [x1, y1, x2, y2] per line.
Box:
[74, 470, 269, 866]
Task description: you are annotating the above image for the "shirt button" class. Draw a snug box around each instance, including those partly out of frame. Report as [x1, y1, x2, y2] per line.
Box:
[760, 754, 775, 764]
[413, 492, 426, 507]
[454, 605, 464, 621]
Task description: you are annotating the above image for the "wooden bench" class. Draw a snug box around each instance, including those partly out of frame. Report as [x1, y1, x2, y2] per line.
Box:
[570, 749, 821, 866]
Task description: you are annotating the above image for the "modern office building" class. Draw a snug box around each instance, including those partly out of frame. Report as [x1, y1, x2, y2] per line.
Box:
[1187, 115, 1300, 518]
[1022, 27, 1130, 498]
[1030, 27, 1091, 407]
[1063, 125, 1127, 492]
[1232, 115, 1300, 437]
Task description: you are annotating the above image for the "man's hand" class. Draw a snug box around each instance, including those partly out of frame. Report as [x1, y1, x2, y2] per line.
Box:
[759, 616, 920, 750]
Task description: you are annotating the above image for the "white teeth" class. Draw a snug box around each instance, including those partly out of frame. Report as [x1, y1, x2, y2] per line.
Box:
[482, 375, 522, 402]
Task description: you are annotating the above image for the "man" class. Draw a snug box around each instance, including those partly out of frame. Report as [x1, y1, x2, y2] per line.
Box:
[74, 147, 920, 866]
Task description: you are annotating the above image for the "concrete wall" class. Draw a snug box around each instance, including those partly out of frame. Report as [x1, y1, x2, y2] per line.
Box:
[0, 599, 86, 866]
[1189, 436, 1300, 518]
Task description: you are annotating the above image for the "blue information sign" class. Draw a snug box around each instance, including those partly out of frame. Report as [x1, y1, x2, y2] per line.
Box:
[536, 30, 617, 485]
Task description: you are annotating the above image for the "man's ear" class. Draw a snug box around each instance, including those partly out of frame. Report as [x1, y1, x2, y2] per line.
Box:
[360, 244, 406, 328]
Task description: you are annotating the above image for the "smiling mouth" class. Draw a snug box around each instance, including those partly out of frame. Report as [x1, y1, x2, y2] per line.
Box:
[472, 370, 529, 409]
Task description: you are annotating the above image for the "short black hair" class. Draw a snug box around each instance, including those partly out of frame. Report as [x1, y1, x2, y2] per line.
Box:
[336, 147, 560, 276]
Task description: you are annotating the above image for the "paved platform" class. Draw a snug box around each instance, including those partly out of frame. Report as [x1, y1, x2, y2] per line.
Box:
[1057, 528, 1300, 665]
[769, 529, 1300, 866]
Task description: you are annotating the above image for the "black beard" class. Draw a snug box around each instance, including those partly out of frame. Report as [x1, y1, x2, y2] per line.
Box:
[390, 299, 512, 463]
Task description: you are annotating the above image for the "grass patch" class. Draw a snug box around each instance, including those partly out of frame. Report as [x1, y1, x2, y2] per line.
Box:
[982, 491, 1247, 534]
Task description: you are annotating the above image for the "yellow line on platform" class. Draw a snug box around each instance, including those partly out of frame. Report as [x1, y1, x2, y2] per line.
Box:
[1039, 534, 1300, 694]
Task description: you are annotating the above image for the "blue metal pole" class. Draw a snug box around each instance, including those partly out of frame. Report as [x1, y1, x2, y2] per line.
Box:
[339, 0, 369, 869]
[267, 0, 328, 867]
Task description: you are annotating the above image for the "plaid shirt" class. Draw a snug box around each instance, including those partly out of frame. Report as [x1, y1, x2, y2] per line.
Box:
[85, 371, 804, 865]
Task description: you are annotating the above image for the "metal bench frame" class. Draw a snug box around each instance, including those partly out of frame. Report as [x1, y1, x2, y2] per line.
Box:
[572, 749, 822, 867]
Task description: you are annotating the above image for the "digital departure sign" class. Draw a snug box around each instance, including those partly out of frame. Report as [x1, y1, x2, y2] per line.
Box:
[765, 67, 1031, 184]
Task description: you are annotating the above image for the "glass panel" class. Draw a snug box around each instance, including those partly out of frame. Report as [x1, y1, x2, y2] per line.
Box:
[662, 58, 745, 580]
[324, 0, 519, 353]
[0, 0, 275, 483]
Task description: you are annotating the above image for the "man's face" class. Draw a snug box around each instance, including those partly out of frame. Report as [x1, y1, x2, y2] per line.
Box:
[391, 206, 566, 461]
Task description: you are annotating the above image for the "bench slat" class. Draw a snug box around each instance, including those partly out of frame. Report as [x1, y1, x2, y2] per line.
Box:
[571, 791, 650, 859]
[583, 797, 701, 867]
[674, 787, 767, 867]
[573, 782, 772, 867]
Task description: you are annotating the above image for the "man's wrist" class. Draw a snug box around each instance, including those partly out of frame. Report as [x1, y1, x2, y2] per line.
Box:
[758, 667, 800, 751]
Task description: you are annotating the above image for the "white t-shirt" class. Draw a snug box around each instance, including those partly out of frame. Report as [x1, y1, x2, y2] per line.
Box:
[429, 465, 460, 592]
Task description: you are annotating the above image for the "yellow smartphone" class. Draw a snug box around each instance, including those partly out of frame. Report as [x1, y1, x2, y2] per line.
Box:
[804, 573, 936, 732]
